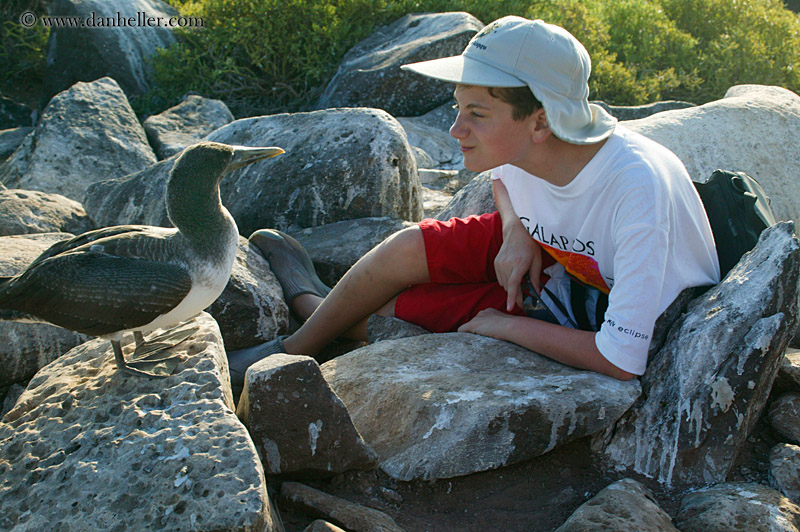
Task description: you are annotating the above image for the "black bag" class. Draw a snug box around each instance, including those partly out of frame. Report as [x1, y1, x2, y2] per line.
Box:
[693, 169, 776, 278]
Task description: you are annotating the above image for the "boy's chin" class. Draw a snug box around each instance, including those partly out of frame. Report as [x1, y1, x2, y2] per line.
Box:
[462, 161, 492, 173]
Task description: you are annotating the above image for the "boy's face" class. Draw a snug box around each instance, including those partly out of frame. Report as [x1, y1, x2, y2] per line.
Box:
[450, 85, 539, 173]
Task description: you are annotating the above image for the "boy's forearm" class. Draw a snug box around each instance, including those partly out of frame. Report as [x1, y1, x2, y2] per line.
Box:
[478, 311, 636, 381]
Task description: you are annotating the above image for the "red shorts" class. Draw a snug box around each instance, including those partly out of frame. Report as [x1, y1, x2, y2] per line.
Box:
[394, 211, 535, 332]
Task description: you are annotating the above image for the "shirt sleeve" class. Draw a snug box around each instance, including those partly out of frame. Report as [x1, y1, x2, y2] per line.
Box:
[595, 221, 668, 375]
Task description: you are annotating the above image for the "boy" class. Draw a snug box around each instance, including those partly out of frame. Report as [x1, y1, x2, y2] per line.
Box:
[230, 16, 719, 388]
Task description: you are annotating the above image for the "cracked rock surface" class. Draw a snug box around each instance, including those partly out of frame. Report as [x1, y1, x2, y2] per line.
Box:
[0, 313, 280, 531]
[321, 332, 640, 481]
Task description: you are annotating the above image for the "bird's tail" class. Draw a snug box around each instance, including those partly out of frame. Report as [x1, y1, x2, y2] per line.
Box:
[0, 276, 31, 322]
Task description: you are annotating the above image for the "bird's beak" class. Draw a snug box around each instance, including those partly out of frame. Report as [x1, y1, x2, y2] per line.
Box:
[228, 145, 285, 170]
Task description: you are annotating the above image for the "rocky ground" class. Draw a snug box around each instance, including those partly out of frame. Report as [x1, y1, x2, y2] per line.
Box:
[4, 6, 800, 531]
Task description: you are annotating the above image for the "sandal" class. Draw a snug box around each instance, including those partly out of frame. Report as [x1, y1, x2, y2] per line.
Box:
[249, 229, 331, 306]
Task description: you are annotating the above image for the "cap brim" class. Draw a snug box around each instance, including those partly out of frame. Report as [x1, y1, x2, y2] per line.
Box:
[402, 55, 526, 88]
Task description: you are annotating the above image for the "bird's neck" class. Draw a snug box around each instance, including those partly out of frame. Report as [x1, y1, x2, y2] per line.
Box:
[167, 179, 235, 249]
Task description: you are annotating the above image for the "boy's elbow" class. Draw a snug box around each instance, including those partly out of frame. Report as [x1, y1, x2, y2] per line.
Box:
[613, 369, 637, 381]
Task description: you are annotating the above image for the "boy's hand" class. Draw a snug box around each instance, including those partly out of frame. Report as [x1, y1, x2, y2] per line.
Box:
[494, 221, 542, 311]
[458, 308, 512, 339]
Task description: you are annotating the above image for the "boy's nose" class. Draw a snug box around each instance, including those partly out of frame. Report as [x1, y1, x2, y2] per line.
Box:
[449, 115, 467, 139]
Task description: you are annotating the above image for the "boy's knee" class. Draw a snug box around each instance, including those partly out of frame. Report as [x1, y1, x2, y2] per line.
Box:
[372, 225, 429, 284]
[379, 225, 425, 258]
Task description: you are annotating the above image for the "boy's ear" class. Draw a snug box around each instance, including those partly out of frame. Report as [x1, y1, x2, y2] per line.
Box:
[530, 108, 551, 142]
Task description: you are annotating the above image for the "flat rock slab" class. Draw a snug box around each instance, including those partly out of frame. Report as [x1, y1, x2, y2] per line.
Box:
[676, 482, 800, 532]
[0, 313, 280, 531]
[555, 478, 680, 532]
[237, 354, 377, 477]
[281, 482, 405, 532]
[321, 332, 640, 481]
[0, 188, 94, 236]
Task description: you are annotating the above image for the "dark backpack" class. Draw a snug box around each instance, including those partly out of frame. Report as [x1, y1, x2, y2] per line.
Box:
[693, 169, 777, 278]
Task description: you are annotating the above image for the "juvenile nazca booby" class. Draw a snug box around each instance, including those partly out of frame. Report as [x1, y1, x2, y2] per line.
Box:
[0, 142, 284, 377]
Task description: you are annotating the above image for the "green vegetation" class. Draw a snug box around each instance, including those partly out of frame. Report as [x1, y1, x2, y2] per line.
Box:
[2, 0, 799, 116]
[0, 0, 49, 106]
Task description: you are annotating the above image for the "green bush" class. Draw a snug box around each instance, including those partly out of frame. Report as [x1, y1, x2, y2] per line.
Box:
[3, 0, 799, 116]
[0, 0, 49, 106]
[661, 0, 800, 102]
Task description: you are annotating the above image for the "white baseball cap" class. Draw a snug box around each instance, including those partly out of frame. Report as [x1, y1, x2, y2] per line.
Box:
[401, 16, 616, 145]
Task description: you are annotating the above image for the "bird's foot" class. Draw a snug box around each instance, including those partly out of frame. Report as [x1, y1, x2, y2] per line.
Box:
[113, 324, 199, 378]
[133, 324, 200, 356]
[122, 352, 183, 378]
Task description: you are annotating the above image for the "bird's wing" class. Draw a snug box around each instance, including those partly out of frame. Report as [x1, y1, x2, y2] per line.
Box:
[0, 251, 192, 337]
[26, 226, 174, 268]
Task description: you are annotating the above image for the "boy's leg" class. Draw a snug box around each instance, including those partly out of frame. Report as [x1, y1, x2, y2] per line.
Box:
[282, 225, 431, 356]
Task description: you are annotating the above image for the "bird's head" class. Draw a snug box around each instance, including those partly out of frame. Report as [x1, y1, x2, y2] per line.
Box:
[172, 142, 285, 187]
[167, 142, 285, 231]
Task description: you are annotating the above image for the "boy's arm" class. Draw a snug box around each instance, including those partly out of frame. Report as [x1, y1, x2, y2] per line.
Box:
[458, 308, 636, 381]
[492, 179, 543, 310]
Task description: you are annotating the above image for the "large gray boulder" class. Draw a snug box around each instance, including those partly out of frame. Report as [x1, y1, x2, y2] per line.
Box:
[0, 77, 156, 202]
[316, 12, 482, 117]
[596, 222, 800, 488]
[675, 482, 800, 532]
[41, 0, 178, 102]
[0, 188, 94, 236]
[554, 478, 680, 532]
[237, 354, 378, 477]
[0, 313, 282, 531]
[210, 237, 289, 351]
[207, 108, 422, 234]
[85, 109, 423, 236]
[289, 217, 414, 286]
[397, 101, 462, 169]
[435, 171, 494, 220]
[0, 233, 89, 387]
[625, 85, 800, 223]
[84, 156, 174, 228]
[321, 333, 640, 481]
[144, 94, 235, 159]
